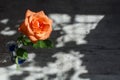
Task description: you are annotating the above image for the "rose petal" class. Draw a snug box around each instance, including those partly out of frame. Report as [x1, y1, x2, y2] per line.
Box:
[28, 15, 33, 23]
[27, 25, 34, 35]
[38, 16, 52, 26]
[25, 10, 35, 26]
[25, 18, 29, 27]
[35, 31, 51, 40]
[29, 35, 38, 43]
[18, 22, 34, 36]
[18, 22, 28, 35]
[26, 9, 35, 18]
[37, 11, 45, 16]
[35, 33, 44, 40]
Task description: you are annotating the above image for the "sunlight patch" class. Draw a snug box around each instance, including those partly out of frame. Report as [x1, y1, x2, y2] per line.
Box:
[0, 19, 9, 24]
[49, 14, 71, 24]
[55, 15, 104, 47]
[0, 27, 16, 36]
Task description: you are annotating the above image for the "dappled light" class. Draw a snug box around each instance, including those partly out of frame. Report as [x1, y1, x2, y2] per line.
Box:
[0, 0, 120, 80]
[0, 13, 104, 80]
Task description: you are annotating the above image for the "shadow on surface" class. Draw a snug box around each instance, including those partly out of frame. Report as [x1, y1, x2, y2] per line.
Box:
[79, 15, 120, 79]
[0, 0, 120, 80]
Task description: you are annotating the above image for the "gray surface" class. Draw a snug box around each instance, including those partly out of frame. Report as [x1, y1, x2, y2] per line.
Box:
[0, 0, 120, 80]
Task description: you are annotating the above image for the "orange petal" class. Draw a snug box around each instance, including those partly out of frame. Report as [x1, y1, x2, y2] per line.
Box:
[25, 17, 29, 27]
[26, 9, 35, 18]
[38, 16, 53, 26]
[29, 35, 38, 43]
[35, 33, 44, 40]
[37, 11, 45, 15]
[27, 25, 34, 35]
[28, 15, 33, 23]
[19, 22, 34, 36]
[18, 22, 28, 35]
[35, 32, 51, 40]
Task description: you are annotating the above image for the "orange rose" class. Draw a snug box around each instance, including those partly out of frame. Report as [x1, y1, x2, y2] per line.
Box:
[18, 9, 52, 43]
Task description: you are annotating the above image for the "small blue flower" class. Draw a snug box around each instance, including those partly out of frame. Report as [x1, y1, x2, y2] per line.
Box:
[9, 44, 16, 52]
[10, 56, 26, 64]
[18, 58, 26, 64]
[6, 41, 26, 65]
[6, 41, 18, 52]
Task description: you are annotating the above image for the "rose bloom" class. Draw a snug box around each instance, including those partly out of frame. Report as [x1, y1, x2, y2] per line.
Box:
[18, 9, 52, 43]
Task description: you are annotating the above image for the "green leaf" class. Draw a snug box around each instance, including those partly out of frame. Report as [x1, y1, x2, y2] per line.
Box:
[16, 48, 28, 59]
[23, 52, 28, 59]
[17, 35, 33, 46]
[33, 41, 41, 48]
[17, 36, 23, 42]
[33, 39, 54, 48]
[23, 38, 33, 46]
